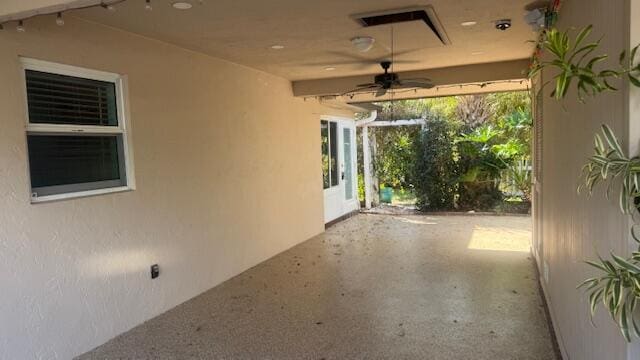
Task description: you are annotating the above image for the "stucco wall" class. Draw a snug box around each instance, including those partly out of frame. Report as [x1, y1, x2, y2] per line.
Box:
[0, 16, 347, 359]
[537, 0, 635, 359]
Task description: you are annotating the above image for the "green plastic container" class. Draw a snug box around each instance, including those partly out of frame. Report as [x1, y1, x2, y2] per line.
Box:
[380, 187, 393, 204]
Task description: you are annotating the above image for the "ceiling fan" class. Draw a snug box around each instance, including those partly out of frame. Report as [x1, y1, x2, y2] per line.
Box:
[345, 60, 434, 97]
[343, 26, 433, 97]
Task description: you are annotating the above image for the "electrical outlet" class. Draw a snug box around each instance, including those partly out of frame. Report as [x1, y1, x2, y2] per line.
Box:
[150, 264, 159, 279]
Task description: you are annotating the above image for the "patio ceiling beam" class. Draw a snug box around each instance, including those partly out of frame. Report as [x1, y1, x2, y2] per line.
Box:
[292, 59, 531, 100]
[0, 0, 98, 23]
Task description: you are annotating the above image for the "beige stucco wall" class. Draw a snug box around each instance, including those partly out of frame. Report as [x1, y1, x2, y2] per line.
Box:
[0, 16, 349, 359]
[537, 0, 636, 359]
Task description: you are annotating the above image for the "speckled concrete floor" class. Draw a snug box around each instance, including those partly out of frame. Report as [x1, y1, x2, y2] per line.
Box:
[78, 214, 557, 360]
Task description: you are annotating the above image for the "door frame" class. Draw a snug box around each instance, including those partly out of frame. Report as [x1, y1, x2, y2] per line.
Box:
[321, 115, 359, 223]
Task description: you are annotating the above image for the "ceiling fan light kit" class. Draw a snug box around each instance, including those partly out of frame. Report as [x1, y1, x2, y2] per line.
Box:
[351, 36, 376, 52]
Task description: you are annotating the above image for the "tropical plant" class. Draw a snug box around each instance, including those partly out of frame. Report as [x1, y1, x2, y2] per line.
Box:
[455, 124, 508, 210]
[501, 157, 532, 202]
[531, 24, 640, 341]
[455, 95, 492, 129]
[577, 127, 640, 342]
[488, 92, 531, 121]
[529, 25, 640, 102]
[579, 125, 640, 214]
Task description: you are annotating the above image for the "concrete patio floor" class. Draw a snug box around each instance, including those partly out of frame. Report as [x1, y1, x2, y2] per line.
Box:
[78, 214, 558, 360]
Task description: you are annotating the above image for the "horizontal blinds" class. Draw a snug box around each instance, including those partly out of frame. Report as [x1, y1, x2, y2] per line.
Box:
[26, 70, 118, 126]
[27, 134, 124, 189]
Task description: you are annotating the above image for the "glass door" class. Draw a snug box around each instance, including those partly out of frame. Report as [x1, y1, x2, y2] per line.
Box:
[343, 127, 354, 201]
[322, 118, 358, 223]
[321, 120, 339, 190]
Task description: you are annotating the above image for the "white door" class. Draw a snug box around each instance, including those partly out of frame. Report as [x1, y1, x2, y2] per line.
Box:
[321, 117, 359, 223]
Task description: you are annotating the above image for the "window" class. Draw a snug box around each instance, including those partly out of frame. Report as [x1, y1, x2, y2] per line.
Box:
[321, 120, 330, 189]
[22, 59, 134, 202]
[321, 120, 339, 190]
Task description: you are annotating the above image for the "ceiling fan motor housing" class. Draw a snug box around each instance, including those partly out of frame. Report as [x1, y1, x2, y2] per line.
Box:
[375, 72, 399, 88]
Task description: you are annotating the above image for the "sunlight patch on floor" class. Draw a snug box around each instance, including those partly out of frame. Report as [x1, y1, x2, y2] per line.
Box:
[467, 225, 531, 252]
[394, 217, 438, 225]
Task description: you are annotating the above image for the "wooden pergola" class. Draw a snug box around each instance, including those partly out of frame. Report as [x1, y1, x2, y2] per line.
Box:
[356, 111, 426, 209]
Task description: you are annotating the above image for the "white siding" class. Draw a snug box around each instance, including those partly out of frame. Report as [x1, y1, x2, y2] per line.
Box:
[536, 1, 637, 359]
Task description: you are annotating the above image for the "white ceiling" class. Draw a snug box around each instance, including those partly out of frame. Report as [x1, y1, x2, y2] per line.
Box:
[71, 0, 538, 81]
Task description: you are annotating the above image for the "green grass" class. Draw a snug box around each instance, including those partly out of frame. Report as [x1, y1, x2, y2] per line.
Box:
[391, 188, 417, 205]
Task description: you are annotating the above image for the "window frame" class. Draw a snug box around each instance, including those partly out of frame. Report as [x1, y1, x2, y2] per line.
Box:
[21, 58, 136, 203]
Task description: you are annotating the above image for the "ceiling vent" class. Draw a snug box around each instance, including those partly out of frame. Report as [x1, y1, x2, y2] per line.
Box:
[352, 6, 451, 45]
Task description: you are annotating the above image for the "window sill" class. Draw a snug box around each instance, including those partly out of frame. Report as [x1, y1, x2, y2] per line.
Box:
[30, 186, 133, 204]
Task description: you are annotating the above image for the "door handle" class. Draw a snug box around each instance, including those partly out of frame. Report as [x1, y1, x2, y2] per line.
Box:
[341, 172, 345, 180]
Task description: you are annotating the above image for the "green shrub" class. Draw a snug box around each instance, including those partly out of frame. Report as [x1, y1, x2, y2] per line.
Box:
[373, 127, 419, 189]
[412, 117, 459, 211]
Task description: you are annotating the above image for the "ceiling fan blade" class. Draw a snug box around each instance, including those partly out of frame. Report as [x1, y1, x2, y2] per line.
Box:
[373, 58, 421, 65]
[401, 77, 433, 82]
[389, 48, 423, 58]
[326, 50, 376, 62]
[356, 83, 380, 88]
[375, 88, 388, 97]
[300, 60, 375, 67]
[341, 84, 382, 96]
[388, 59, 421, 64]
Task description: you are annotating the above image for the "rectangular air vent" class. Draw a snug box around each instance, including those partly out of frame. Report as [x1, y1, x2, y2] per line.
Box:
[352, 6, 450, 45]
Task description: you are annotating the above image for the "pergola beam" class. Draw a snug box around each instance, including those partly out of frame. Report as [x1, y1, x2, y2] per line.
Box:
[360, 119, 426, 127]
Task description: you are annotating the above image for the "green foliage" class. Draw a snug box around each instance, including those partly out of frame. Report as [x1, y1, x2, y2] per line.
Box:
[530, 25, 640, 102]
[579, 125, 640, 214]
[578, 127, 640, 342]
[376, 97, 459, 121]
[487, 92, 531, 121]
[578, 252, 640, 342]
[357, 172, 365, 203]
[458, 125, 501, 144]
[412, 116, 459, 211]
[455, 124, 507, 210]
[373, 126, 419, 189]
[367, 90, 532, 212]
[492, 138, 527, 159]
[501, 158, 532, 202]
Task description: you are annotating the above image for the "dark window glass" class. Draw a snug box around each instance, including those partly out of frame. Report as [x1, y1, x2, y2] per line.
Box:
[27, 134, 126, 196]
[26, 70, 118, 126]
[330, 122, 338, 187]
[321, 120, 330, 189]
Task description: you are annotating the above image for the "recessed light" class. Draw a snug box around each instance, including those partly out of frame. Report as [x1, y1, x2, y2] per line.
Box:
[461, 21, 477, 27]
[324, 66, 336, 71]
[172, 2, 192, 10]
[270, 45, 285, 50]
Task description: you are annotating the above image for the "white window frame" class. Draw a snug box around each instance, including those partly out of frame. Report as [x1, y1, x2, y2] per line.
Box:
[21, 58, 136, 203]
